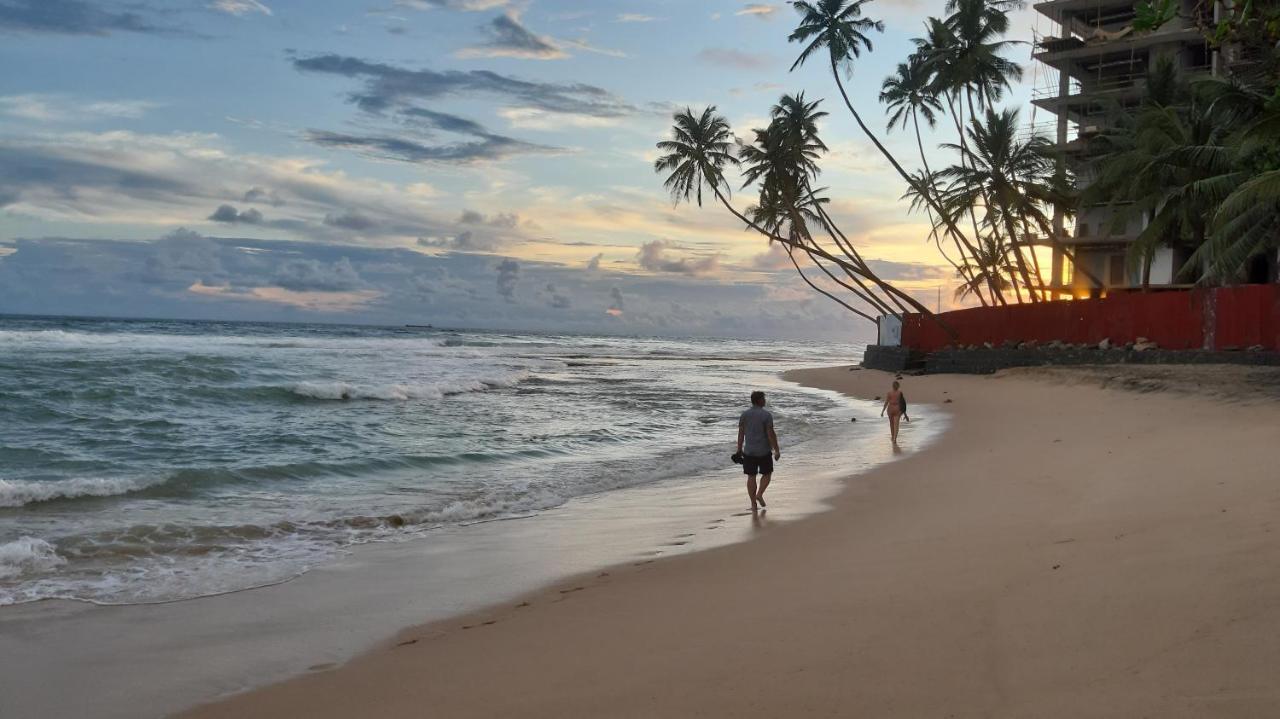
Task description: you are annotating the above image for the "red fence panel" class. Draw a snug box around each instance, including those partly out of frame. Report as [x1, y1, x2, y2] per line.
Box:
[899, 285, 1279, 354]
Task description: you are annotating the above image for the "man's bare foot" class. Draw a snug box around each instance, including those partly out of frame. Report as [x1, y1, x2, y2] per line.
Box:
[756, 495, 766, 507]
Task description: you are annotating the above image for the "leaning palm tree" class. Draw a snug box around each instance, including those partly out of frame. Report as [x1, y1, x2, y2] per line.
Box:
[789, 0, 991, 305]
[655, 105, 942, 325]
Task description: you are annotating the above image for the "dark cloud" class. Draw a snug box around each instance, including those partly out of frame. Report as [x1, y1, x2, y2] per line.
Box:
[458, 209, 519, 228]
[292, 54, 636, 118]
[209, 204, 264, 225]
[305, 129, 553, 164]
[587, 253, 603, 271]
[637, 240, 719, 275]
[399, 107, 491, 135]
[461, 12, 565, 60]
[544, 282, 571, 309]
[394, 0, 511, 9]
[495, 258, 519, 302]
[417, 230, 504, 252]
[0, 234, 863, 339]
[242, 187, 285, 206]
[0, 0, 168, 36]
[323, 210, 377, 231]
[273, 257, 365, 292]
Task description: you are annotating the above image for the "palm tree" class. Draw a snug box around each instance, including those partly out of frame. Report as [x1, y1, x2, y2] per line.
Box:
[789, 0, 991, 306]
[938, 108, 1056, 301]
[653, 106, 739, 208]
[880, 57, 985, 302]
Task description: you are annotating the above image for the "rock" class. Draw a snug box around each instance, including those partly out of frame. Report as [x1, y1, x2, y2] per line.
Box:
[1123, 342, 1135, 351]
[1098, 338, 1111, 350]
[1024, 340, 1039, 349]
[849, 417, 857, 423]
[1134, 340, 1158, 352]
[387, 514, 406, 527]
[1016, 342, 1028, 350]
[944, 398, 953, 404]
[1001, 339, 1017, 349]
[1247, 344, 1264, 352]
[874, 396, 882, 401]
[1135, 336, 1149, 344]
[983, 341, 994, 349]
[1223, 345, 1240, 351]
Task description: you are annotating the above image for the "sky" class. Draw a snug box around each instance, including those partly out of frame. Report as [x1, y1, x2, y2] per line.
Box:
[0, 0, 1044, 339]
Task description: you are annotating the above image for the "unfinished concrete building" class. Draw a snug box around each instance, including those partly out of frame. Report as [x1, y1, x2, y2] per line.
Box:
[1033, 0, 1215, 296]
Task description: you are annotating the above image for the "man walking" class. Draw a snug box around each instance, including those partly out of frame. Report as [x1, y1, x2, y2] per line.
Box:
[737, 391, 780, 511]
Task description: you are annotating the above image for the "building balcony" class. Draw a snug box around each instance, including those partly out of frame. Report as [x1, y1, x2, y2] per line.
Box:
[1034, 27, 1204, 69]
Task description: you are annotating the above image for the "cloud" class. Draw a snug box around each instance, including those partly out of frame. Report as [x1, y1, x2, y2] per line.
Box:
[242, 186, 285, 206]
[292, 54, 637, 118]
[0, 130, 456, 242]
[394, 0, 510, 10]
[0, 234, 868, 339]
[751, 243, 792, 270]
[305, 129, 555, 164]
[273, 257, 365, 292]
[736, 3, 777, 19]
[696, 48, 775, 71]
[0, 95, 160, 122]
[587, 252, 603, 271]
[208, 204, 264, 224]
[322, 210, 378, 231]
[458, 210, 519, 228]
[417, 230, 503, 252]
[0, 0, 170, 35]
[544, 282, 571, 309]
[865, 259, 950, 282]
[458, 11, 567, 60]
[209, 0, 271, 16]
[637, 240, 719, 275]
[495, 258, 519, 302]
[616, 13, 654, 23]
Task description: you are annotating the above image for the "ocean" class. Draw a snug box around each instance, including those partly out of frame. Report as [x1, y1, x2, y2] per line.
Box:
[0, 316, 872, 606]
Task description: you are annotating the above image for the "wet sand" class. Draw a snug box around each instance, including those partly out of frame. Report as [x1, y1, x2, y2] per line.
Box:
[185, 365, 1280, 718]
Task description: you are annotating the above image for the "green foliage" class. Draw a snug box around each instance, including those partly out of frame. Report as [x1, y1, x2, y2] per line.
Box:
[1133, 0, 1178, 33]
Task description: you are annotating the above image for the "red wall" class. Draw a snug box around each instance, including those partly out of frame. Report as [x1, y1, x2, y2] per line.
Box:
[900, 285, 1280, 353]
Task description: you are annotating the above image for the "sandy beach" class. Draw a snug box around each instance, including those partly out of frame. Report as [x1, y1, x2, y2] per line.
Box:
[183, 364, 1280, 718]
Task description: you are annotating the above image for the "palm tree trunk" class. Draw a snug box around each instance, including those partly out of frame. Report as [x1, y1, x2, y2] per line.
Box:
[784, 244, 878, 323]
[912, 109, 988, 306]
[827, 58, 996, 311]
[710, 186, 952, 332]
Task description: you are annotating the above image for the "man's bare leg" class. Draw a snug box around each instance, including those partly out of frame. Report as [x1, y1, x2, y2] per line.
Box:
[756, 473, 771, 506]
[746, 474, 758, 511]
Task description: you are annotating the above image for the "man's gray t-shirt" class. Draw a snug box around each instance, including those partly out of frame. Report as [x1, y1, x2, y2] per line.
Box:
[740, 406, 774, 457]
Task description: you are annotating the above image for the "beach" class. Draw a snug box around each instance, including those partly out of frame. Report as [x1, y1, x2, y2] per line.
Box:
[179, 364, 1280, 718]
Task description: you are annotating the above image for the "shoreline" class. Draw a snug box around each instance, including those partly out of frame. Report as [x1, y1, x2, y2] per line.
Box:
[2, 366, 933, 719]
[184, 364, 1280, 718]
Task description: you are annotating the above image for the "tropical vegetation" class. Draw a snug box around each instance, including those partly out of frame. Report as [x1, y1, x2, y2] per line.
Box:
[653, 0, 1280, 328]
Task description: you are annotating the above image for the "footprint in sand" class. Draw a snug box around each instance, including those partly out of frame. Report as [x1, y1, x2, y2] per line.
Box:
[664, 540, 689, 547]
[675, 533, 695, 538]
[559, 586, 585, 594]
[308, 663, 337, 671]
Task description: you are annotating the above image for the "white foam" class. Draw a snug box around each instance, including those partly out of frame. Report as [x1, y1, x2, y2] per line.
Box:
[0, 477, 158, 508]
[0, 537, 66, 580]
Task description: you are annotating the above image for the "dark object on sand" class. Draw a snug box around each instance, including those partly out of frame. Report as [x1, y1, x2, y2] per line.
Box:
[731, 452, 743, 465]
[849, 417, 857, 423]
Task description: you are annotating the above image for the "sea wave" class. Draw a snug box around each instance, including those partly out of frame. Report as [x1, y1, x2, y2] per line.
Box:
[289, 371, 529, 401]
[0, 477, 164, 508]
[0, 537, 65, 580]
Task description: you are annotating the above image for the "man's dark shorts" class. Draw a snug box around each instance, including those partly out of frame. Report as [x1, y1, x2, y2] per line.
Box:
[742, 454, 773, 476]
